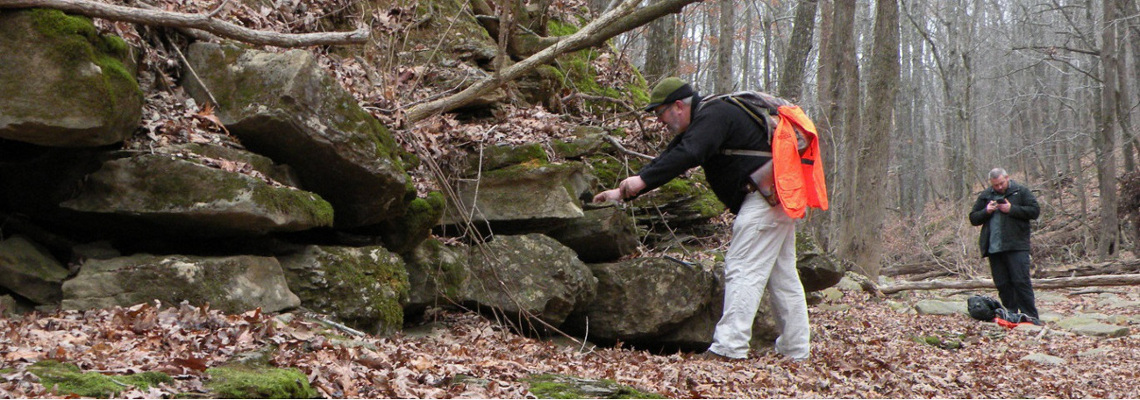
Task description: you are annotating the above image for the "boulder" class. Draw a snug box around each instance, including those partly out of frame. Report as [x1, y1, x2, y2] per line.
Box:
[60, 154, 333, 236]
[0, 235, 68, 305]
[171, 143, 303, 188]
[0, 9, 142, 147]
[279, 245, 409, 335]
[795, 232, 844, 292]
[652, 266, 780, 351]
[462, 234, 596, 329]
[440, 162, 593, 234]
[403, 239, 468, 317]
[562, 257, 715, 341]
[182, 42, 409, 228]
[546, 205, 640, 263]
[62, 254, 300, 313]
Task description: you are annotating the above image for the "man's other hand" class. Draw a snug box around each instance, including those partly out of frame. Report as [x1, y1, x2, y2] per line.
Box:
[593, 188, 623, 203]
[998, 201, 1011, 213]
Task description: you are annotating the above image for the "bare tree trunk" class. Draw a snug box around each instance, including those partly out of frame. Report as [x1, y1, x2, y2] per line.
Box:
[1096, 0, 1121, 259]
[835, 0, 898, 280]
[645, 0, 679, 84]
[777, 0, 818, 102]
[819, 0, 857, 250]
[715, 0, 734, 93]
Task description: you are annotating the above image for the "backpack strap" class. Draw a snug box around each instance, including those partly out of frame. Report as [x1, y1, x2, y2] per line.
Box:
[721, 149, 772, 157]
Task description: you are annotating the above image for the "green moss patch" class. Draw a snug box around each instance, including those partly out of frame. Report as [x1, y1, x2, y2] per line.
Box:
[912, 332, 965, 350]
[206, 366, 317, 399]
[29, 360, 172, 398]
[526, 374, 663, 399]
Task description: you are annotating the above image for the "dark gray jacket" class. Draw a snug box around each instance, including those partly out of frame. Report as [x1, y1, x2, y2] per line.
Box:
[968, 181, 1040, 257]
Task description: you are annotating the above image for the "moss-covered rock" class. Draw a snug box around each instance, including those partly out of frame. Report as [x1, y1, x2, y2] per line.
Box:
[0, 9, 142, 147]
[403, 238, 468, 318]
[548, 20, 649, 116]
[525, 373, 662, 399]
[62, 254, 300, 314]
[440, 162, 592, 233]
[464, 142, 550, 176]
[0, 235, 68, 305]
[206, 366, 317, 399]
[59, 154, 333, 236]
[172, 143, 303, 188]
[463, 234, 596, 329]
[182, 42, 408, 229]
[279, 245, 409, 335]
[378, 191, 446, 254]
[29, 360, 172, 398]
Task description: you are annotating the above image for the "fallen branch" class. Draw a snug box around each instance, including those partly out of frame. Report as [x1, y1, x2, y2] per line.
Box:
[603, 135, 653, 160]
[879, 274, 1140, 294]
[0, 0, 368, 47]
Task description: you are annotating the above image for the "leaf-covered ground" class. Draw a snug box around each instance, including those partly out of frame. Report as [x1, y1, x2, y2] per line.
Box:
[2, 285, 1137, 398]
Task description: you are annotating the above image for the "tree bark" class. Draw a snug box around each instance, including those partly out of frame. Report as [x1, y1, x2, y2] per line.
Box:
[835, 0, 898, 280]
[406, 0, 700, 123]
[879, 274, 1140, 295]
[0, 0, 368, 47]
[776, 0, 817, 102]
[644, 0, 678, 85]
[1095, 0, 1120, 259]
[714, 0, 733, 93]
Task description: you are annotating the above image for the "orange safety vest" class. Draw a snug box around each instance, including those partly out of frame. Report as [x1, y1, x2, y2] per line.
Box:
[771, 105, 828, 219]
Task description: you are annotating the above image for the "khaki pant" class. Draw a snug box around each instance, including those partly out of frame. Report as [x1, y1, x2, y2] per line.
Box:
[708, 192, 810, 360]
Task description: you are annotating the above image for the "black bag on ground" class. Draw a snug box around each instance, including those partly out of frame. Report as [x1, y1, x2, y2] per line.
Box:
[967, 295, 1003, 321]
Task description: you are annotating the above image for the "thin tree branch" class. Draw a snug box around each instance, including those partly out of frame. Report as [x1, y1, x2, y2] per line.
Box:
[0, 0, 368, 47]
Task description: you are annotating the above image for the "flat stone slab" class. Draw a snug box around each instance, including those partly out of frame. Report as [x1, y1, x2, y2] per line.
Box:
[1069, 323, 1130, 338]
[1021, 353, 1065, 365]
[1078, 347, 1113, 358]
[913, 299, 967, 316]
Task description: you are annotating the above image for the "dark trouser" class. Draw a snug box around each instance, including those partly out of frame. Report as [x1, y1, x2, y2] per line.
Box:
[988, 250, 1038, 319]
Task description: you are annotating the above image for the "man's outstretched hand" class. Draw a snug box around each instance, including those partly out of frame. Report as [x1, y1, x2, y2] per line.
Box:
[592, 176, 647, 203]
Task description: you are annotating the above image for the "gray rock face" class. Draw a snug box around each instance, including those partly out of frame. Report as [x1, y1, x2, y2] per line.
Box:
[182, 43, 409, 228]
[0, 236, 69, 305]
[562, 258, 716, 340]
[279, 245, 409, 335]
[462, 234, 597, 328]
[441, 163, 592, 233]
[0, 10, 141, 147]
[62, 254, 300, 313]
[653, 268, 780, 350]
[546, 205, 640, 263]
[403, 239, 468, 316]
[60, 154, 333, 236]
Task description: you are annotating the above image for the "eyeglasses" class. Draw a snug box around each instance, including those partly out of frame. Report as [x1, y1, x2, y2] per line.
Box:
[653, 104, 671, 118]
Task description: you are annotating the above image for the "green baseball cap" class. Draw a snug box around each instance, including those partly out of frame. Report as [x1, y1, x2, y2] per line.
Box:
[644, 77, 694, 112]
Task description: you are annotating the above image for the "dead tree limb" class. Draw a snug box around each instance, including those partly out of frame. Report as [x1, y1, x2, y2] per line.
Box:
[879, 274, 1140, 294]
[603, 135, 653, 160]
[404, 0, 701, 123]
[0, 0, 368, 47]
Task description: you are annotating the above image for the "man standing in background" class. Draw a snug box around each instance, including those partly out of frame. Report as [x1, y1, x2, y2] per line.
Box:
[968, 168, 1041, 322]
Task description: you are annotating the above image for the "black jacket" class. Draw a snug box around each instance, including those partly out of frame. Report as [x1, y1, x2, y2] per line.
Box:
[968, 181, 1040, 257]
[637, 95, 770, 214]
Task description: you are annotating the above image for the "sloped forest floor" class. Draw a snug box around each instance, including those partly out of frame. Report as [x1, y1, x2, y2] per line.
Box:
[2, 285, 1138, 398]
